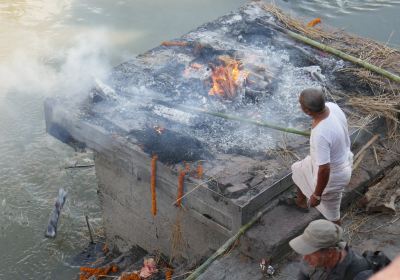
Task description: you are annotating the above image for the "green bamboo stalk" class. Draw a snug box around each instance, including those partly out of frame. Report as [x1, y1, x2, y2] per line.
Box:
[185, 211, 264, 280]
[284, 30, 400, 84]
[154, 100, 310, 137]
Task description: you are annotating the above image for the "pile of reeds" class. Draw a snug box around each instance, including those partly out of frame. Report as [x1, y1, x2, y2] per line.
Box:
[262, 3, 400, 137]
[347, 95, 400, 137]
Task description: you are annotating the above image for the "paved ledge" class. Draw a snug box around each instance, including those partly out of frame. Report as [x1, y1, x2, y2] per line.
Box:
[197, 136, 400, 280]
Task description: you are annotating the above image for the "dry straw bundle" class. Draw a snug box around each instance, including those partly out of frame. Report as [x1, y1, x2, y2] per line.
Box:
[262, 3, 400, 137]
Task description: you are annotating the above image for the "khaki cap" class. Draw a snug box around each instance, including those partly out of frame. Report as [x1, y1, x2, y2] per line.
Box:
[289, 219, 344, 255]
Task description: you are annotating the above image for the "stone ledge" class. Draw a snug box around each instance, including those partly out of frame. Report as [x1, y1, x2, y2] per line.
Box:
[196, 139, 399, 279]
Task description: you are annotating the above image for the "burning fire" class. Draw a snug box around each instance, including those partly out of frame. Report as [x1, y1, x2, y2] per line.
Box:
[154, 125, 165, 135]
[209, 56, 247, 99]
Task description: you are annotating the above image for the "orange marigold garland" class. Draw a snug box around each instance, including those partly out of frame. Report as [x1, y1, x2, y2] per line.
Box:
[151, 154, 158, 216]
[79, 264, 118, 280]
[120, 272, 141, 280]
[197, 162, 203, 179]
[175, 170, 185, 208]
[307, 17, 321, 27]
[165, 268, 173, 280]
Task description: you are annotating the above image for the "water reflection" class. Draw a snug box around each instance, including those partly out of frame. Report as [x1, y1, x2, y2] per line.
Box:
[275, 0, 400, 47]
[0, 0, 72, 24]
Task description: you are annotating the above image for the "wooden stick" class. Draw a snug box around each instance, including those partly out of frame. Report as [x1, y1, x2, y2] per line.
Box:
[373, 146, 379, 166]
[85, 215, 94, 244]
[185, 211, 265, 280]
[353, 151, 367, 171]
[171, 177, 218, 206]
[353, 134, 380, 171]
[65, 164, 94, 169]
[354, 134, 380, 160]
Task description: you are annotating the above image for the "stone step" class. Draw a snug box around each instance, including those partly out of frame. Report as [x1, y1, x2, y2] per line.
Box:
[196, 140, 400, 279]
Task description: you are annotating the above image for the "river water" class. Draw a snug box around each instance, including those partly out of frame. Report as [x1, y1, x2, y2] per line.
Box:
[0, 1, 399, 279]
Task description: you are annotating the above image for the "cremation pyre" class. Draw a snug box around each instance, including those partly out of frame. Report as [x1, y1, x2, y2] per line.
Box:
[44, 2, 350, 262]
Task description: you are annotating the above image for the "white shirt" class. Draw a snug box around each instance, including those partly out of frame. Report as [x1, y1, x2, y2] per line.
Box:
[310, 102, 351, 170]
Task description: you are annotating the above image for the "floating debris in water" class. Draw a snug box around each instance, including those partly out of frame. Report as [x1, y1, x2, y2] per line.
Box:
[45, 188, 67, 238]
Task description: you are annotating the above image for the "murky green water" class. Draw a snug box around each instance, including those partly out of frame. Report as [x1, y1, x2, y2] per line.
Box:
[0, 1, 399, 279]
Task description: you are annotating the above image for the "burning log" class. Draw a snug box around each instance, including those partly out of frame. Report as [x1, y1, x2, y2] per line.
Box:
[209, 56, 247, 100]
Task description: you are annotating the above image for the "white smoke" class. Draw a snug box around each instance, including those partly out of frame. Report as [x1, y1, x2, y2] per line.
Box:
[0, 30, 112, 102]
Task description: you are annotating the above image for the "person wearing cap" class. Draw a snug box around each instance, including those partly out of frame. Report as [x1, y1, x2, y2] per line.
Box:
[289, 219, 373, 280]
[291, 88, 353, 224]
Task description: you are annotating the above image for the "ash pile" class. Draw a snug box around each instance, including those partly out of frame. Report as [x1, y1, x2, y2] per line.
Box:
[52, 2, 349, 204]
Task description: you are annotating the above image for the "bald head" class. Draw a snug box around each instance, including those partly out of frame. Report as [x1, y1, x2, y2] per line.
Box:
[300, 88, 325, 113]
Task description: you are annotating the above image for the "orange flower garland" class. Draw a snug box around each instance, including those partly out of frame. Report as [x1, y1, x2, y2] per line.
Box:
[197, 162, 203, 179]
[176, 170, 186, 208]
[165, 268, 173, 280]
[151, 155, 158, 216]
[307, 18, 321, 27]
[79, 264, 118, 280]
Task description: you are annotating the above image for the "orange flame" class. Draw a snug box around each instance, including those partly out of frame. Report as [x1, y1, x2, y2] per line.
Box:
[209, 56, 247, 99]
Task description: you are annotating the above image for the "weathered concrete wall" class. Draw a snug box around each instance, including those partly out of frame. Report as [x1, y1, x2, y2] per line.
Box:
[94, 147, 230, 263]
[44, 98, 239, 262]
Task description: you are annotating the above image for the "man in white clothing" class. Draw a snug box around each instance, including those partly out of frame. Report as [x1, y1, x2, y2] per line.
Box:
[291, 88, 353, 224]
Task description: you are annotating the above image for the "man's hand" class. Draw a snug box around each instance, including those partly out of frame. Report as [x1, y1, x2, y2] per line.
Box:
[309, 193, 321, 207]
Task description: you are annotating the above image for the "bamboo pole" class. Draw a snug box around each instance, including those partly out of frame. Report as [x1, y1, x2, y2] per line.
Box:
[153, 99, 311, 137]
[264, 22, 400, 84]
[185, 211, 264, 280]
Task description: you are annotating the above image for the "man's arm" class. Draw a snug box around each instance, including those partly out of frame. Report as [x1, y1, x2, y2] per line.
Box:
[309, 163, 330, 207]
[315, 163, 330, 196]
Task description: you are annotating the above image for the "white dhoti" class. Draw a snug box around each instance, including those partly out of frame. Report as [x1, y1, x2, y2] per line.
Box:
[291, 154, 352, 221]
